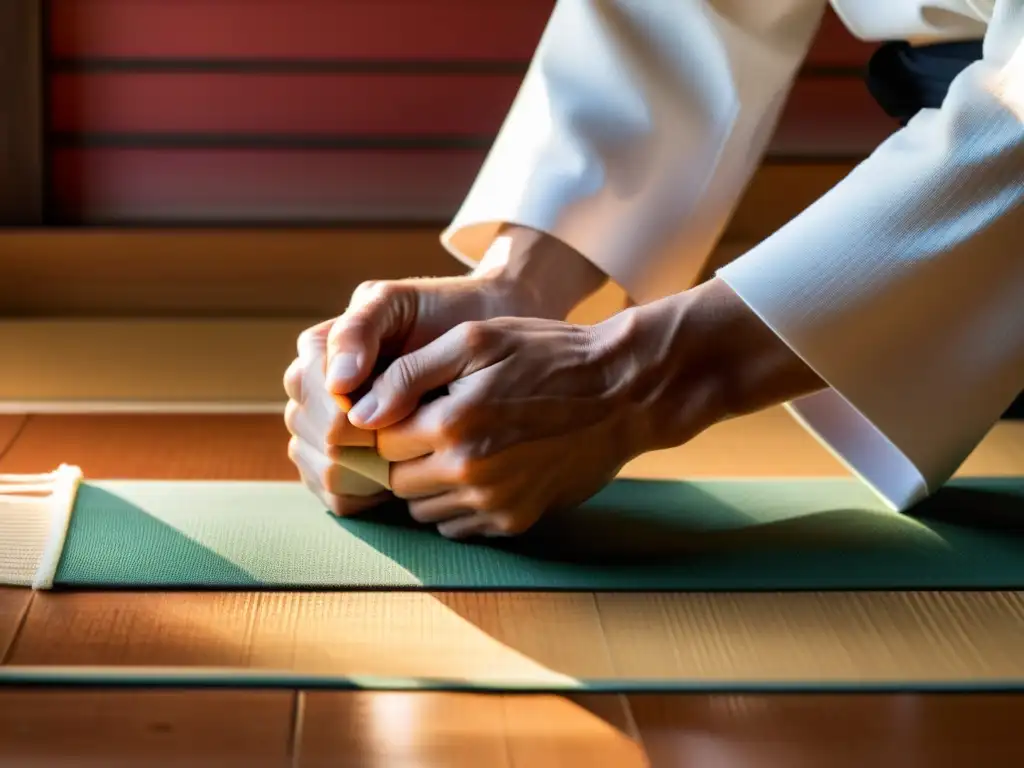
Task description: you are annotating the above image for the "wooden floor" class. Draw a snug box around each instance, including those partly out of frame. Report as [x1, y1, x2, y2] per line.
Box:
[1, 409, 1023, 766]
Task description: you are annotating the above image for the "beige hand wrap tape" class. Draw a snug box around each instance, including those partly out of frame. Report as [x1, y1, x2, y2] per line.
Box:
[298, 337, 392, 497]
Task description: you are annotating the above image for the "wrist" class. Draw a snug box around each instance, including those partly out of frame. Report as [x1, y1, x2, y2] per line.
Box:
[595, 292, 722, 456]
[596, 277, 826, 455]
[471, 225, 607, 320]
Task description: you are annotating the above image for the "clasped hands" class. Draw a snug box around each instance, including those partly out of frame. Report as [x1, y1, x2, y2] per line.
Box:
[284, 278, 666, 539]
[282, 229, 798, 539]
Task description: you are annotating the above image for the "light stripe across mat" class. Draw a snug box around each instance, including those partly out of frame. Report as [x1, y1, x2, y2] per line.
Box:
[5, 473, 1024, 590]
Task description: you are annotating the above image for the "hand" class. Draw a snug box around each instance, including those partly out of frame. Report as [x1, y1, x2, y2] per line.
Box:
[346, 277, 826, 537]
[345, 311, 670, 538]
[284, 319, 392, 516]
[285, 227, 607, 517]
[324, 225, 607, 401]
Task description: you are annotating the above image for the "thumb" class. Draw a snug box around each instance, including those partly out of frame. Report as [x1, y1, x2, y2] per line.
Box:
[347, 320, 503, 429]
[325, 281, 417, 398]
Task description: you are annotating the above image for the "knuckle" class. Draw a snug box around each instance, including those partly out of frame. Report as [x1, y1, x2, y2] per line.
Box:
[489, 513, 528, 536]
[282, 358, 304, 400]
[287, 436, 301, 464]
[407, 502, 433, 524]
[457, 320, 491, 351]
[448, 453, 479, 485]
[434, 402, 472, 443]
[386, 356, 418, 393]
[351, 279, 396, 308]
[283, 399, 302, 435]
[466, 486, 502, 513]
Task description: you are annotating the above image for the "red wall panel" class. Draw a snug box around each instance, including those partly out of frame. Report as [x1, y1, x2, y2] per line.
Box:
[50, 0, 874, 67]
[50, 0, 553, 62]
[50, 148, 486, 222]
[50, 72, 896, 156]
[47, 1, 885, 224]
[50, 73, 519, 136]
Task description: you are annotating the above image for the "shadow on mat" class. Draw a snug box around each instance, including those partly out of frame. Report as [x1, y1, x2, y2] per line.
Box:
[330, 477, 1024, 590]
[348, 478, 952, 565]
[53, 484, 263, 587]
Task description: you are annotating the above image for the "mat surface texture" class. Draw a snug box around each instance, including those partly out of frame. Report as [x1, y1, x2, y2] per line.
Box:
[52, 476, 1024, 590]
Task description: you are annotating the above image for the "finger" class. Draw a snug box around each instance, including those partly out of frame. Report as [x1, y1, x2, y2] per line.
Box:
[436, 514, 491, 540]
[285, 396, 374, 451]
[389, 451, 468, 500]
[407, 492, 474, 524]
[295, 352, 376, 449]
[370, 396, 453, 462]
[325, 281, 416, 396]
[347, 321, 499, 429]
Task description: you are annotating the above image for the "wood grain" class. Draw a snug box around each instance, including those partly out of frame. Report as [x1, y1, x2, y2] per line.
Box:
[0, 228, 596, 318]
[0, 589, 32, 661]
[0, 414, 294, 478]
[297, 692, 646, 768]
[10, 588, 1024, 686]
[0, 0, 44, 224]
[0, 690, 294, 768]
[0, 407, 841, 479]
[629, 693, 1024, 768]
[1, 412, 1022, 765]
[3, 412, 1024, 685]
[0, 416, 27, 457]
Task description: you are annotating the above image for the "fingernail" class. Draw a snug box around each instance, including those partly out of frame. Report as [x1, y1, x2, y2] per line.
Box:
[326, 353, 361, 391]
[347, 393, 378, 426]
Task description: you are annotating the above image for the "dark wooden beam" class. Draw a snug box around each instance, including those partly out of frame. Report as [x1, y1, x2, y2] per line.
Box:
[0, 0, 44, 224]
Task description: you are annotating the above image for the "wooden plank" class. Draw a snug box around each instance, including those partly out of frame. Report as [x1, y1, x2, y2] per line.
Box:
[0, 407, 845, 478]
[48, 73, 893, 157]
[0, 231, 732, 319]
[9, 589, 1024, 687]
[0, 690, 295, 768]
[0, 589, 32, 661]
[0, 0, 44, 224]
[50, 2, 872, 68]
[0, 229, 462, 318]
[0, 319, 313, 405]
[297, 692, 646, 768]
[6, 591, 612, 685]
[4, 413, 1024, 687]
[2, 408, 1019, 481]
[0, 416, 27, 456]
[2, 412, 1022, 763]
[0, 414, 295, 478]
[630, 693, 1024, 768]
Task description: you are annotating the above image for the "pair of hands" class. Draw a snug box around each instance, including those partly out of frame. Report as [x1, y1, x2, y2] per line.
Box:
[284, 271, 665, 538]
[282, 228, 801, 539]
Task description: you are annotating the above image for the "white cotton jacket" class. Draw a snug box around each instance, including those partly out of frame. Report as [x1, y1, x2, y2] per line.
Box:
[441, 0, 1023, 511]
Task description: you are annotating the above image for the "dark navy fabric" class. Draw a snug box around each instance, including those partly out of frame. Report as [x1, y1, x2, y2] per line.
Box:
[865, 40, 984, 126]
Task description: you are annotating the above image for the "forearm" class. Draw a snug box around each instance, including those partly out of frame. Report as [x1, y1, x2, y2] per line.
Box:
[609, 277, 826, 453]
[471, 224, 608, 320]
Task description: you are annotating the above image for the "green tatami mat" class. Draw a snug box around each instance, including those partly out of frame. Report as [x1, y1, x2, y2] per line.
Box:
[53, 476, 1024, 590]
